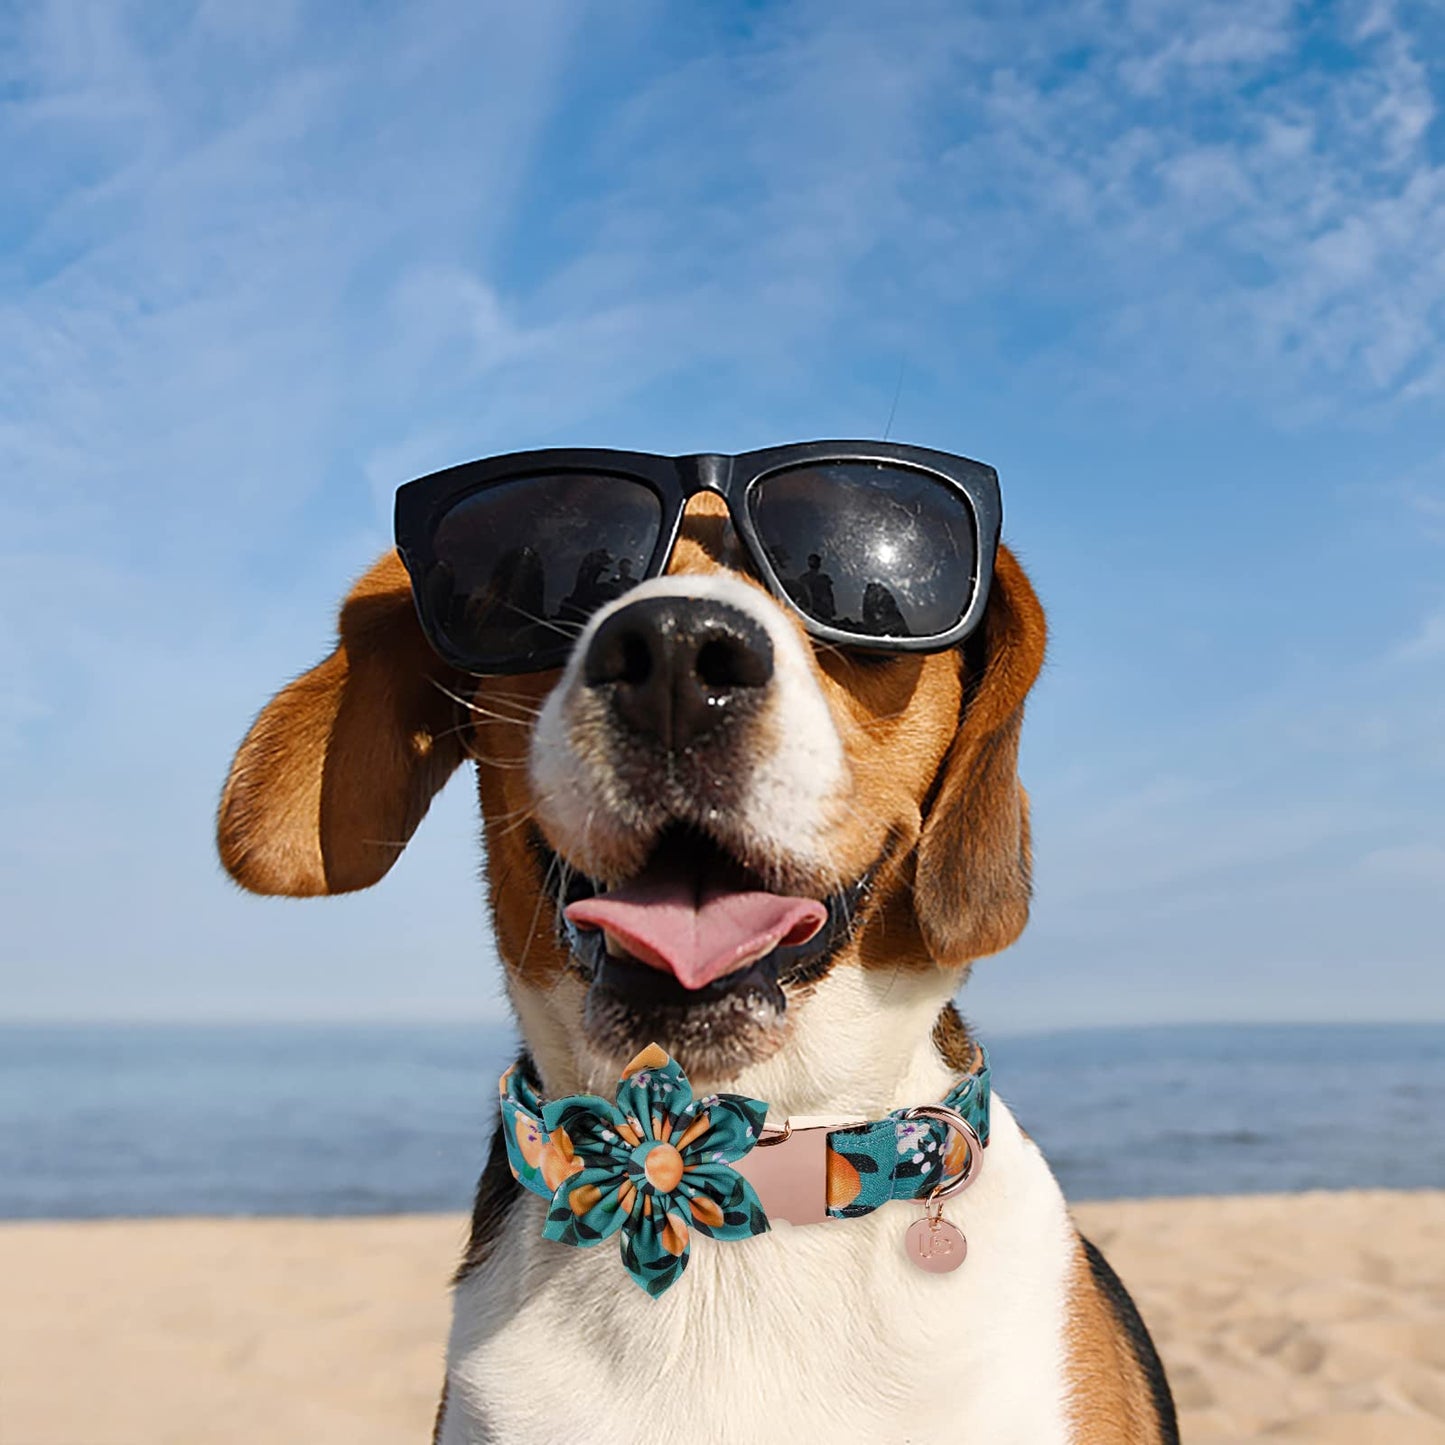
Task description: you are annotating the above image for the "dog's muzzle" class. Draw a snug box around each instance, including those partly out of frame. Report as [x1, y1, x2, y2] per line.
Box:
[562, 594, 832, 997]
[529, 578, 860, 1072]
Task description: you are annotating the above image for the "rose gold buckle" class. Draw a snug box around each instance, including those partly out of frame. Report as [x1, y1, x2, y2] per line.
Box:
[731, 1114, 863, 1227]
[902, 1104, 984, 1199]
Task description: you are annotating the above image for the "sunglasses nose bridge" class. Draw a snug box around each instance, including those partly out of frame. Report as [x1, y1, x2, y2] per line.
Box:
[677, 452, 732, 496]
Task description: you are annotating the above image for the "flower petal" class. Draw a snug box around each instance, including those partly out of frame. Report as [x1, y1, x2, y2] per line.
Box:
[539, 1130, 585, 1191]
[618, 1209, 692, 1297]
[660, 1209, 690, 1257]
[621, 1043, 670, 1077]
[680, 1092, 769, 1165]
[614, 1048, 694, 1143]
[672, 1108, 713, 1152]
[541, 1166, 632, 1248]
[540, 1094, 630, 1167]
[678, 1161, 770, 1241]
[686, 1192, 725, 1229]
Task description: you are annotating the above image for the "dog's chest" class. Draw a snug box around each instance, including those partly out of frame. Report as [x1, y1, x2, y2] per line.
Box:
[442, 1100, 1075, 1445]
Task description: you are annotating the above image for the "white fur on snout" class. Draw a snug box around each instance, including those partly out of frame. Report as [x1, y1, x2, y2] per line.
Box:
[529, 573, 846, 877]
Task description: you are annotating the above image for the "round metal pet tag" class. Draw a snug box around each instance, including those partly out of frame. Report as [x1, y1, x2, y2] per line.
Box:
[904, 1215, 967, 1273]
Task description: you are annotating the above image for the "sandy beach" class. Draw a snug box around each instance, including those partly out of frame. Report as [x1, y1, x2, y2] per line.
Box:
[1, 1190, 1441, 1443]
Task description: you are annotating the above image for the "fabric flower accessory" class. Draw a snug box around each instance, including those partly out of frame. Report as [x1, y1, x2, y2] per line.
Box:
[500, 1043, 770, 1297]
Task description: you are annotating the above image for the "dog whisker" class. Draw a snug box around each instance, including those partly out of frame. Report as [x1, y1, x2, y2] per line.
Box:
[517, 854, 558, 978]
[435, 694, 545, 731]
[459, 742, 534, 770]
[489, 602, 587, 641]
[480, 799, 540, 834]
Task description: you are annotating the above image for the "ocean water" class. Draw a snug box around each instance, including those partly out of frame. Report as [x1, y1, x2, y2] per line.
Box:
[0, 1022, 1440, 1219]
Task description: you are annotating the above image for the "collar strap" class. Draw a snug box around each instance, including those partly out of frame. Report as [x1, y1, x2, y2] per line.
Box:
[497, 1041, 990, 1297]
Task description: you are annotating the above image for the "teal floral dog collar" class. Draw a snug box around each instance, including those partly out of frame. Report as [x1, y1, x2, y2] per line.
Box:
[499, 1041, 990, 1297]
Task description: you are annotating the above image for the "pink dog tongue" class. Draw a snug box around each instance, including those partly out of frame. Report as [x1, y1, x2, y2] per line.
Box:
[566, 874, 827, 991]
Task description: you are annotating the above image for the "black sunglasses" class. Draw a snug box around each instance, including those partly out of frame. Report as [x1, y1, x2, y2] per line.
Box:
[393, 441, 1002, 676]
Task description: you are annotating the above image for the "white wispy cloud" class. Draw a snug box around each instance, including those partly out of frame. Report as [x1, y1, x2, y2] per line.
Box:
[1392, 611, 1445, 662]
[915, 0, 1445, 410]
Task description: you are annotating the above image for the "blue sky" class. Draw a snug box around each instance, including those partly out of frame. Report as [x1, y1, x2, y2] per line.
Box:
[2, 0, 1442, 1030]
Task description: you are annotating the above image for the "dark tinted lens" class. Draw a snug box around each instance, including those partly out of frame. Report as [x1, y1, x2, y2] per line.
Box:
[748, 462, 977, 639]
[421, 473, 661, 669]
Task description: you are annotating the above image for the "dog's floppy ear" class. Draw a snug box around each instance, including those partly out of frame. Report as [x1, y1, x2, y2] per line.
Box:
[914, 544, 1047, 965]
[217, 550, 468, 896]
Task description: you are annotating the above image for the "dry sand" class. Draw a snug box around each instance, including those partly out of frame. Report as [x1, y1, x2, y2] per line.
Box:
[1, 1190, 1441, 1443]
[1076, 1191, 1445, 1444]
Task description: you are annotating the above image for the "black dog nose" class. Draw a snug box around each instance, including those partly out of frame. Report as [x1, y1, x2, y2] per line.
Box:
[583, 596, 774, 750]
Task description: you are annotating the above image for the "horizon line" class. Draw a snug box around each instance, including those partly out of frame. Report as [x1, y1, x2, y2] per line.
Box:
[2, 1015, 1441, 1037]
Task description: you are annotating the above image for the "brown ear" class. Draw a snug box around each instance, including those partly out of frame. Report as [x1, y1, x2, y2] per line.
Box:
[914, 544, 1047, 965]
[217, 550, 469, 896]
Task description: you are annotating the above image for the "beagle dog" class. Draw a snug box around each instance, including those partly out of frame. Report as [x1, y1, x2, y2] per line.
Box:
[218, 444, 1177, 1444]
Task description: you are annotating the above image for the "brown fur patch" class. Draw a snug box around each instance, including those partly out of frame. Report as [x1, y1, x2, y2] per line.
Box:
[217, 551, 468, 896]
[913, 545, 1047, 964]
[1065, 1233, 1177, 1443]
[930, 1001, 982, 1075]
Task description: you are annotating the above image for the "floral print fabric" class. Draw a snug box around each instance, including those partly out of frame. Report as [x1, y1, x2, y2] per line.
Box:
[499, 1043, 770, 1297]
[824, 1058, 990, 1218]
[499, 1042, 991, 1297]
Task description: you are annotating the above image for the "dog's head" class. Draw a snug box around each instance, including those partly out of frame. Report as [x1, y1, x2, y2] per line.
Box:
[219, 488, 1045, 1100]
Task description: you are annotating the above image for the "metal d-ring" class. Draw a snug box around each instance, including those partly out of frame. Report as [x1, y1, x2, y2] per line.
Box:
[903, 1104, 984, 1201]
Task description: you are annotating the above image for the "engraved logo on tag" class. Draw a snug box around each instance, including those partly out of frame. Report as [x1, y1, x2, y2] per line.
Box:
[904, 1215, 967, 1273]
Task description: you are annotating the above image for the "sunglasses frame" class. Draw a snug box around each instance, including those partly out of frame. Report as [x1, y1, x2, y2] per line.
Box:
[394, 440, 1003, 675]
